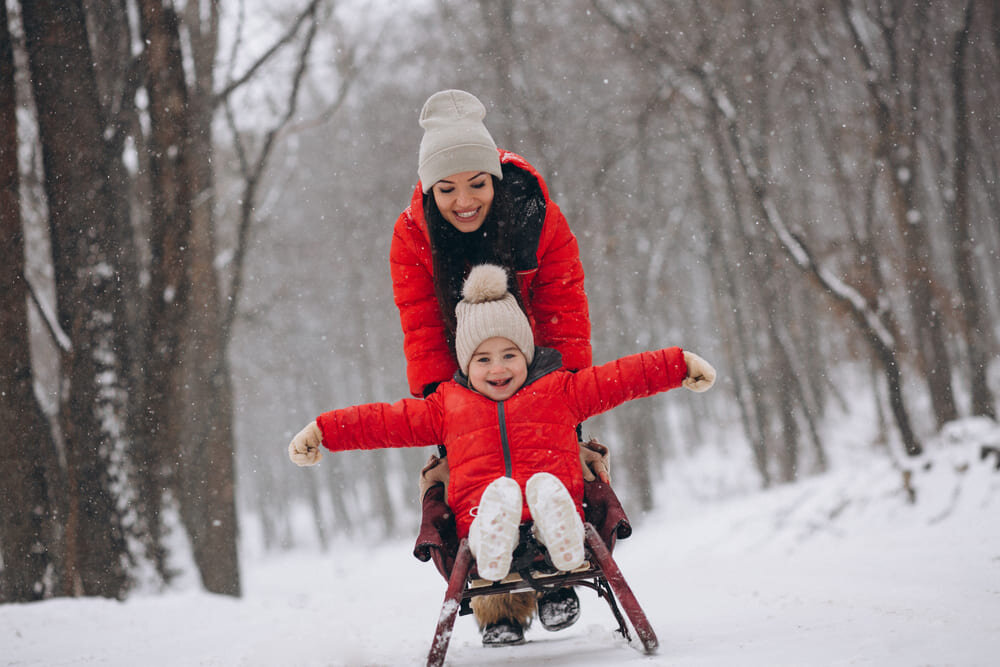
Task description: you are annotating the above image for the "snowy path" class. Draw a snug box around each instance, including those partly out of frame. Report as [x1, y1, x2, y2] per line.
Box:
[3, 433, 999, 666]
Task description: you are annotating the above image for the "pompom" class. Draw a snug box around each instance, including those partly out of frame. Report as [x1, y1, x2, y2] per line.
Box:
[462, 264, 509, 304]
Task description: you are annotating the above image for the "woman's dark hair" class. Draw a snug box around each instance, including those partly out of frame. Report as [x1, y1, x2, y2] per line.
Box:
[424, 166, 544, 353]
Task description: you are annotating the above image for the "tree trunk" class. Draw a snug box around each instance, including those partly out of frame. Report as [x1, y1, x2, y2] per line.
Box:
[135, 0, 196, 584]
[0, 1, 58, 602]
[838, 0, 958, 428]
[949, 0, 996, 420]
[698, 131, 771, 487]
[177, 0, 241, 596]
[21, 0, 134, 598]
[699, 69, 924, 457]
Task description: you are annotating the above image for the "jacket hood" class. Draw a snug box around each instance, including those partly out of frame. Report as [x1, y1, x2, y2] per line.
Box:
[452, 346, 563, 392]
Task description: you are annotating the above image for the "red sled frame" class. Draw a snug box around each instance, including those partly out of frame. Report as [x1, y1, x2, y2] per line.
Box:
[415, 481, 658, 666]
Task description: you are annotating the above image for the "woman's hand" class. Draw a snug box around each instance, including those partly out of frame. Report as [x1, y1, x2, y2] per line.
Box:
[418, 454, 450, 501]
[288, 421, 324, 466]
[682, 351, 716, 392]
[579, 439, 611, 484]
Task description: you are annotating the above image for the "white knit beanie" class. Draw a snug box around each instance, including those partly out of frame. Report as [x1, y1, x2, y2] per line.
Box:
[418, 90, 503, 193]
[454, 265, 535, 375]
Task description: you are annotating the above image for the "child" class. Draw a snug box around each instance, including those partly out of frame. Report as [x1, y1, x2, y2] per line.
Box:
[288, 264, 716, 641]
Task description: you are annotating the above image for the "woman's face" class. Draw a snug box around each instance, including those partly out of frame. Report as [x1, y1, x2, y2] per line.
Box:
[431, 171, 494, 233]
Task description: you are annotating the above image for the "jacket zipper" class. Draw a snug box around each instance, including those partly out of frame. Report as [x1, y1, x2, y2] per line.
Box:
[497, 401, 512, 478]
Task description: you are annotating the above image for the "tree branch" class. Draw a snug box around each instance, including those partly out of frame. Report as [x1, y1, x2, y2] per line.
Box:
[212, 0, 324, 107]
[22, 271, 72, 353]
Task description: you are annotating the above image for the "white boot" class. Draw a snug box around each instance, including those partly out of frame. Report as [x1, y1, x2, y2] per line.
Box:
[526, 473, 585, 571]
[468, 477, 523, 581]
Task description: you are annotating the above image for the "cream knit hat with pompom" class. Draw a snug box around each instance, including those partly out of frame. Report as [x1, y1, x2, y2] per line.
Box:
[454, 264, 535, 375]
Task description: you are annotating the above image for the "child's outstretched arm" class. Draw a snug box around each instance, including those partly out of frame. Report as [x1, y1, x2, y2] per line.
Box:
[287, 395, 446, 467]
[289, 421, 323, 466]
[565, 347, 717, 423]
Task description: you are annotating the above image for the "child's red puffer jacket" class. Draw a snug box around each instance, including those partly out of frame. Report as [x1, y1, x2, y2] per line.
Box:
[315, 346, 687, 539]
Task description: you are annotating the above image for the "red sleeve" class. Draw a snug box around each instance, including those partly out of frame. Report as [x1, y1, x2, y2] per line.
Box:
[390, 208, 458, 397]
[563, 347, 687, 422]
[316, 394, 445, 452]
[526, 199, 592, 371]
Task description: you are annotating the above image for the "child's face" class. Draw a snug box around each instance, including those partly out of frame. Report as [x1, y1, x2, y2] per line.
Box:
[468, 337, 528, 401]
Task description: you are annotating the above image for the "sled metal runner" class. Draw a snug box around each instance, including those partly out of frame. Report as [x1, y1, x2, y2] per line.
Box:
[426, 522, 658, 667]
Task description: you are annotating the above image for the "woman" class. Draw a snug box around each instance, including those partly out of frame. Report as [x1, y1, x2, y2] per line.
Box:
[390, 89, 599, 646]
[391, 89, 591, 399]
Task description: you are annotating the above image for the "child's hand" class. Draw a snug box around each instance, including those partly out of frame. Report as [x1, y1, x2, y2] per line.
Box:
[682, 351, 716, 392]
[288, 421, 324, 466]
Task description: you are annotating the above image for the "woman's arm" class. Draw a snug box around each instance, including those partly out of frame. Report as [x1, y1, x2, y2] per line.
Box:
[390, 210, 458, 397]
[527, 200, 592, 371]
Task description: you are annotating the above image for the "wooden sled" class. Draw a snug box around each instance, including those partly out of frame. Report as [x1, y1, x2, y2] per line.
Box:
[413, 480, 658, 666]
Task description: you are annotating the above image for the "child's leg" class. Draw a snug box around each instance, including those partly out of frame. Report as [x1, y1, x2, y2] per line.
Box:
[525, 472, 585, 571]
[468, 476, 522, 581]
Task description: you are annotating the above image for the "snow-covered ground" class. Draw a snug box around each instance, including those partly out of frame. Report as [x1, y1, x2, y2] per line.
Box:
[3, 418, 999, 666]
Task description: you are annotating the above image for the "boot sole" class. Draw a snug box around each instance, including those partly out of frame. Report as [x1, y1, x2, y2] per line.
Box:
[471, 477, 522, 581]
[526, 472, 585, 571]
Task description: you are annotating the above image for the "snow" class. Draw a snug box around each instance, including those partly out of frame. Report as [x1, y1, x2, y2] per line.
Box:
[3, 419, 999, 666]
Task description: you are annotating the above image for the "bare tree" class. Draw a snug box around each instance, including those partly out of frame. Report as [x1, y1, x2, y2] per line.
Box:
[837, 0, 958, 428]
[169, 0, 241, 597]
[0, 0, 58, 602]
[130, 0, 197, 585]
[21, 0, 136, 597]
[948, 0, 996, 420]
[591, 0, 924, 459]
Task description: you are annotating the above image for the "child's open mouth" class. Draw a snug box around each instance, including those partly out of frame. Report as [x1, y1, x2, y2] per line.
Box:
[488, 378, 511, 388]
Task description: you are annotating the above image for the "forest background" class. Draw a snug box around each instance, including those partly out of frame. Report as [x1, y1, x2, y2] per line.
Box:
[1, 0, 998, 603]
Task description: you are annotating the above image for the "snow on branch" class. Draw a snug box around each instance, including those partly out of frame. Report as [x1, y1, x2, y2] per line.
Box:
[761, 196, 895, 350]
[23, 271, 72, 353]
[703, 68, 897, 354]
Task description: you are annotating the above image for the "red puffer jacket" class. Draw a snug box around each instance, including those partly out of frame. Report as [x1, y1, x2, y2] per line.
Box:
[315, 346, 688, 539]
[390, 150, 591, 398]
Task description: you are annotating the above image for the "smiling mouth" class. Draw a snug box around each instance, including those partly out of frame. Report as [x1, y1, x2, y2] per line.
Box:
[487, 378, 511, 388]
[455, 208, 480, 220]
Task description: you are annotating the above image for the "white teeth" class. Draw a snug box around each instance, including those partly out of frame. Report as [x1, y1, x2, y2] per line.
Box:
[456, 210, 478, 219]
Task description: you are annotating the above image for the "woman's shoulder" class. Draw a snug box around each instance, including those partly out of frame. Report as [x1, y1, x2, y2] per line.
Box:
[392, 194, 428, 248]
